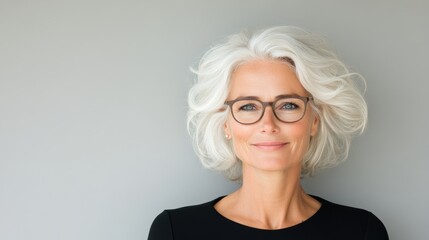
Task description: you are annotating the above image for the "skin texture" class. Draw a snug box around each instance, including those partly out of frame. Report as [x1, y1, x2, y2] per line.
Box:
[216, 59, 321, 230]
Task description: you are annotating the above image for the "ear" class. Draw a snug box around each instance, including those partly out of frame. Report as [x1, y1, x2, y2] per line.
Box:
[224, 121, 231, 136]
[310, 114, 319, 137]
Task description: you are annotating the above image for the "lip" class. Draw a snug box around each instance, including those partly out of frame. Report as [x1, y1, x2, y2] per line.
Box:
[251, 142, 288, 150]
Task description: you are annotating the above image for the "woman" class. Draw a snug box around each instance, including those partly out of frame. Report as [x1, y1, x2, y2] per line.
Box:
[148, 26, 388, 239]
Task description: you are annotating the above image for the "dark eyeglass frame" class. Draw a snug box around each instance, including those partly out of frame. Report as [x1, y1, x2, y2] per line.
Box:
[224, 95, 313, 125]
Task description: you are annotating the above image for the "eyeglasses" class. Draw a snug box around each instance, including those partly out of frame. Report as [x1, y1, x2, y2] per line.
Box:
[225, 95, 313, 125]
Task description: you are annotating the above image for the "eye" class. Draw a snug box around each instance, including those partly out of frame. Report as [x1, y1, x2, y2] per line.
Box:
[239, 103, 258, 111]
[279, 102, 299, 110]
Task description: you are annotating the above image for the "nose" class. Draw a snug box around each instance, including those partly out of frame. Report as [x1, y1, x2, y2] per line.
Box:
[260, 105, 279, 133]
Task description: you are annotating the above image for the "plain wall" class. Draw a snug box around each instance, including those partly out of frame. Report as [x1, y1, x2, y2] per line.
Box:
[1, 1, 428, 239]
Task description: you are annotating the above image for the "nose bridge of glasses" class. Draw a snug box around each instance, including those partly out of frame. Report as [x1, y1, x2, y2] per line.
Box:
[262, 101, 277, 111]
[260, 101, 278, 120]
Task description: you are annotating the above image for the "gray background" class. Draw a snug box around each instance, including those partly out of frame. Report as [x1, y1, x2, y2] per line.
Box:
[1, 1, 428, 239]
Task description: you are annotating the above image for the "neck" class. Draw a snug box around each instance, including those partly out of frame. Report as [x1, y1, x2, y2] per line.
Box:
[230, 166, 320, 229]
[241, 165, 303, 202]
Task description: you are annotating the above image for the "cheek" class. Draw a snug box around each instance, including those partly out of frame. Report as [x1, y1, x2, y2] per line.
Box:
[289, 122, 312, 139]
[227, 120, 252, 159]
[287, 121, 314, 153]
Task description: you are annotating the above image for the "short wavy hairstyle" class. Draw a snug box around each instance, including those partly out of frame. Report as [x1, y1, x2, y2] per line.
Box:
[187, 26, 367, 180]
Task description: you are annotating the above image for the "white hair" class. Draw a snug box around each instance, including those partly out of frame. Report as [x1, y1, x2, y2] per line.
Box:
[187, 26, 367, 180]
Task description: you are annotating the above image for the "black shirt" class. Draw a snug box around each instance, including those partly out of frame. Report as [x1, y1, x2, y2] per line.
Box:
[148, 196, 388, 240]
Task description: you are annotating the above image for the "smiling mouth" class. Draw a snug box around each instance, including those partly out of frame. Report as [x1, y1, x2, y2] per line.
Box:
[251, 142, 288, 150]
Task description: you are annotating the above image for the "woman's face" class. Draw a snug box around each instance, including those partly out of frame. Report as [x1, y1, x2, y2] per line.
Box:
[224, 59, 319, 173]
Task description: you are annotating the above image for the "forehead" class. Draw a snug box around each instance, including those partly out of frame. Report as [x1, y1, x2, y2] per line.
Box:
[228, 60, 307, 100]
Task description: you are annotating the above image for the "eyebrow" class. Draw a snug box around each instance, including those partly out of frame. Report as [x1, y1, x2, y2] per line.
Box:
[231, 94, 303, 101]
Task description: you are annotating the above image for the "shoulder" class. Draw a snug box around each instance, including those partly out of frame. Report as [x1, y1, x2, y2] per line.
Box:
[165, 197, 222, 225]
[315, 196, 389, 239]
[148, 210, 173, 240]
[148, 197, 222, 240]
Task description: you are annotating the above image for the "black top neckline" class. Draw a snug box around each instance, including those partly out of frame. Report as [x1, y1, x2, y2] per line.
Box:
[149, 195, 389, 239]
[207, 195, 328, 232]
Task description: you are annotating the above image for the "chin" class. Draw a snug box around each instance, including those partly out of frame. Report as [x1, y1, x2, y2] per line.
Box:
[246, 157, 300, 172]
